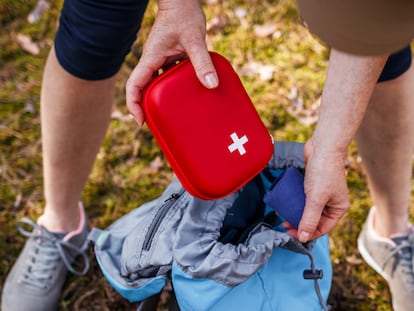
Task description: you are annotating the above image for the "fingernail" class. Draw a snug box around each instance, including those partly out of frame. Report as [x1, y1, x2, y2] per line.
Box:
[204, 72, 218, 89]
[299, 231, 310, 243]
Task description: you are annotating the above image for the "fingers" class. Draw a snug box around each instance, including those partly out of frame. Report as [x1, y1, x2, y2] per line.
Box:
[126, 47, 218, 125]
[297, 201, 322, 242]
[297, 137, 350, 242]
[126, 52, 187, 124]
[298, 186, 349, 242]
[298, 198, 329, 242]
[125, 53, 163, 125]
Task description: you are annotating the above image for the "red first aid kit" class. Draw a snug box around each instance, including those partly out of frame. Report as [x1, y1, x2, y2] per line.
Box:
[142, 51, 274, 200]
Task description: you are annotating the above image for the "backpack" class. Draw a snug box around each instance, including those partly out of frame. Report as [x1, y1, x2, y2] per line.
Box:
[88, 142, 332, 311]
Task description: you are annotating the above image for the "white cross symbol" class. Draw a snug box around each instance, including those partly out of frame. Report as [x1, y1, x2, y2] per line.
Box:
[228, 132, 248, 155]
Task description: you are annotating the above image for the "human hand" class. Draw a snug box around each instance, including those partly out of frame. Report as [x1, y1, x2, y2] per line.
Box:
[285, 49, 387, 242]
[126, 0, 219, 125]
[287, 137, 350, 242]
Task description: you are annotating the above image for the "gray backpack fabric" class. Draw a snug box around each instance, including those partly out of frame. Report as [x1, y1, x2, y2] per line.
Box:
[88, 142, 332, 310]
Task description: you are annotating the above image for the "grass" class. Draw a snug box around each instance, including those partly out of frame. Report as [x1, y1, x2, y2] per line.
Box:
[0, 0, 408, 310]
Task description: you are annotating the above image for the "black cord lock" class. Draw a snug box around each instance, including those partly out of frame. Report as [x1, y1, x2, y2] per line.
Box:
[303, 269, 323, 280]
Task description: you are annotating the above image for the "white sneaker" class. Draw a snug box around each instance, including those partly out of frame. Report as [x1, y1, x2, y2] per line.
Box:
[358, 207, 414, 311]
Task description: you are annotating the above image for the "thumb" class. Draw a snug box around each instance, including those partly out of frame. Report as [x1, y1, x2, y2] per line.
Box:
[185, 43, 219, 89]
[297, 198, 323, 242]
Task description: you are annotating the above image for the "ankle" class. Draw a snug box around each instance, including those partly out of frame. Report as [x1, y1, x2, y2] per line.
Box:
[38, 202, 83, 233]
[372, 209, 411, 238]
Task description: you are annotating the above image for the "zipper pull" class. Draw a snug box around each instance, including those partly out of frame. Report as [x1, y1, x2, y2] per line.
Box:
[165, 193, 179, 202]
[165, 189, 185, 201]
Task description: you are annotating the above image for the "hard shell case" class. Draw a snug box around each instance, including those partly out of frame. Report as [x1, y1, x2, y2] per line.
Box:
[142, 52, 273, 199]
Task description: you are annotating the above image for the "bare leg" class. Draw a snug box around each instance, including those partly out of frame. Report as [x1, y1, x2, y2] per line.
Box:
[39, 47, 115, 232]
[355, 64, 414, 237]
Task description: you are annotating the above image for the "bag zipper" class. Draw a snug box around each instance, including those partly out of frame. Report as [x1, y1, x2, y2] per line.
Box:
[142, 189, 186, 251]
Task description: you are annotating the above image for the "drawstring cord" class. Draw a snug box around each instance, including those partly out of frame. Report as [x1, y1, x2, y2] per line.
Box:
[303, 250, 330, 311]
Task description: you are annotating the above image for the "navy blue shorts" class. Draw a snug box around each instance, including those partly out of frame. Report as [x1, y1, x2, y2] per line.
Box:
[55, 0, 149, 80]
[378, 45, 412, 82]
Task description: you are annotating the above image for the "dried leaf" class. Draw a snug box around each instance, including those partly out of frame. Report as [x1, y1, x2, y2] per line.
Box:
[239, 60, 277, 81]
[254, 23, 277, 38]
[258, 65, 277, 81]
[23, 100, 36, 113]
[207, 14, 228, 34]
[149, 156, 163, 173]
[345, 254, 363, 265]
[272, 31, 282, 39]
[16, 33, 40, 55]
[234, 7, 247, 19]
[286, 87, 320, 126]
[111, 110, 133, 122]
[27, 0, 50, 24]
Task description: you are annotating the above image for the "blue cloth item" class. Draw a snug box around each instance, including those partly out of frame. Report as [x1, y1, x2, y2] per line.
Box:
[264, 167, 306, 229]
[55, 0, 149, 80]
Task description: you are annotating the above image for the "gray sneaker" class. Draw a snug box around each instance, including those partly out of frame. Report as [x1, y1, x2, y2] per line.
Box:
[358, 206, 414, 311]
[1, 205, 90, 311]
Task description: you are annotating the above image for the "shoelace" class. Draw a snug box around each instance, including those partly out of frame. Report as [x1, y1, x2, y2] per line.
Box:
[382, 231, 414, 286]
[17, 218, 90, 289]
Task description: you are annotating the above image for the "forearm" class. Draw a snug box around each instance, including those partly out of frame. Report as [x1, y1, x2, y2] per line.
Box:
[158, 0, 201, 10]
[313, 49, 388, 157]
[298, 49, 389, 242]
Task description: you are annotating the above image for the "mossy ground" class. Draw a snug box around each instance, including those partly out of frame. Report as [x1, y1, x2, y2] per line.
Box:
[1, 0, 410, 310]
